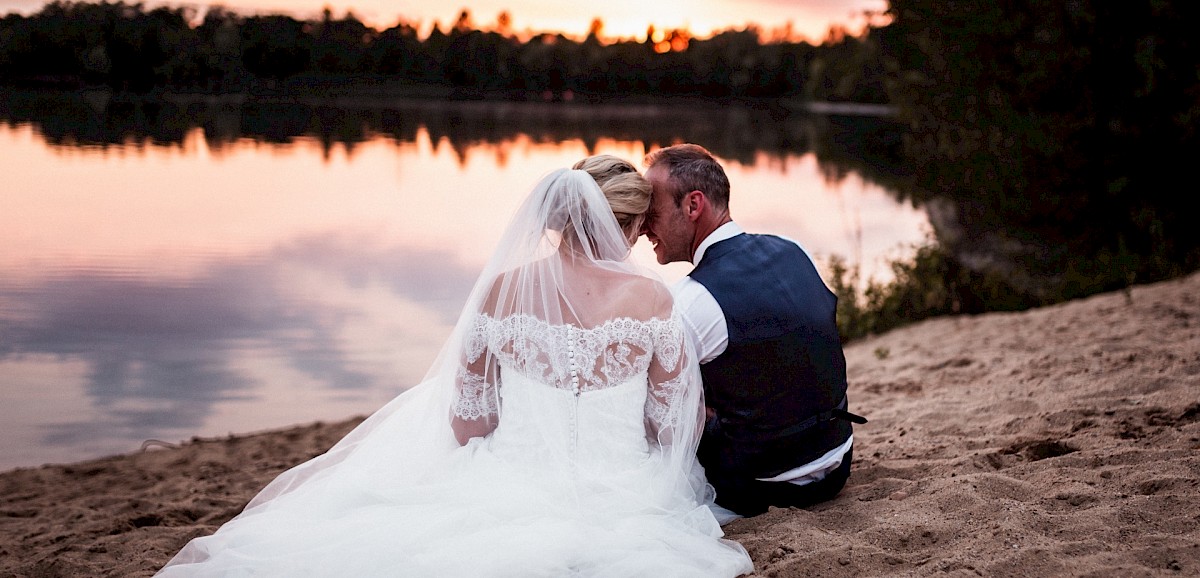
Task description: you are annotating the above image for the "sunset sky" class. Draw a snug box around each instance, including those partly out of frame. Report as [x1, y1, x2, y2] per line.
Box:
[0, 0, 887, 41]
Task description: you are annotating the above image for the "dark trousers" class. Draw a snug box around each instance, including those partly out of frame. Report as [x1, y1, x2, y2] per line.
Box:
[708, 446, 853, 517]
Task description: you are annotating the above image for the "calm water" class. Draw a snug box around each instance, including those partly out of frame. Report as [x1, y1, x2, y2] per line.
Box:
[0, 96, 930, 471]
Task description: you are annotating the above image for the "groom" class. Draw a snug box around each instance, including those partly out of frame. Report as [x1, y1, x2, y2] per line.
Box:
[640, 143, 865, 518]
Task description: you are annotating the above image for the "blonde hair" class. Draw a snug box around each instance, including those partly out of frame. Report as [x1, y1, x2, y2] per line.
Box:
[572, 154, 651, 237]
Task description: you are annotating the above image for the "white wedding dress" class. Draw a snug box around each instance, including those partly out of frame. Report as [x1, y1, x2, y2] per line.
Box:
[158, 168, 754, 577]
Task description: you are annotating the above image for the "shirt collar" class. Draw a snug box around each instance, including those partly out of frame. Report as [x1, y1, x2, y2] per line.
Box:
[693, 221, 744, 266]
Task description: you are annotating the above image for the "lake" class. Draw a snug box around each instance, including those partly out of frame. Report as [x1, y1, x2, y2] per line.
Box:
[0, 92, 930, 471]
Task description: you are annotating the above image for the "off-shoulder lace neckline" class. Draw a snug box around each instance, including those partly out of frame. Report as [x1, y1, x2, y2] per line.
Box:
[474, 311, 674, 332]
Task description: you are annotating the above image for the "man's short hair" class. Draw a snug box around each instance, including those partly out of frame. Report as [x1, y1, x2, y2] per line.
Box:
[644, 144, 730, 209]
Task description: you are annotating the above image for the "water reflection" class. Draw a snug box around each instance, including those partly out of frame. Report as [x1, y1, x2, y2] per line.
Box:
[2, 236, 479, 468]
[0, 91, 931, 470]
[0, 89, 848, 170]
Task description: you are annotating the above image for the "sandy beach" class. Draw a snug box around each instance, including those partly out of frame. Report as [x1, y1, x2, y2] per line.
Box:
[3, 270, 1198, 577]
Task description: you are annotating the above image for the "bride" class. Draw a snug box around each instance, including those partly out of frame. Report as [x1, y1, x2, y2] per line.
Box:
[156, 155, 754, 577]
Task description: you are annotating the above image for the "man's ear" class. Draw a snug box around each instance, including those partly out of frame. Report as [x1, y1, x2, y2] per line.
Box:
[683, 190, 706, 221]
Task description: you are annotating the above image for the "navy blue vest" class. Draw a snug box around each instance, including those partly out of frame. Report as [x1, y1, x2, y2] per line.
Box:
[690, 233, 853, 479]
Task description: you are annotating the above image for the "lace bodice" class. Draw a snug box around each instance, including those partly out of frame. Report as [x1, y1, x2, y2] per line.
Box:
[453, 313, 690, 433]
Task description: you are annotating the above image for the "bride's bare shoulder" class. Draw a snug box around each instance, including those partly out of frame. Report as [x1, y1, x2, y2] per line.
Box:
[609, 274, 674, 320]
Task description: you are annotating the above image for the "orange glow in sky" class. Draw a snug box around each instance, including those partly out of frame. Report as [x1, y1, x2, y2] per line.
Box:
[0, 0, 888, 42]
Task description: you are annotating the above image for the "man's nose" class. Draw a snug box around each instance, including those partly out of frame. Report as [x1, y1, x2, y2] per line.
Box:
[638, 220, 650, 237]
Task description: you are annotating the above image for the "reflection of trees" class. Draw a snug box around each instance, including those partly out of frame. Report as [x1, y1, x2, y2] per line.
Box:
[0, 89, 891, 179]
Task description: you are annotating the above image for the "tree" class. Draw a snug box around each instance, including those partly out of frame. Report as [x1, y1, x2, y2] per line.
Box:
[240, 15, 310, 82]
[880, 0, 1200, 300]
[311, 8, 373, 74]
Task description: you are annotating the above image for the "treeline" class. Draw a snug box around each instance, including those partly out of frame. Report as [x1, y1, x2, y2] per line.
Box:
[0, 1, 885, 101]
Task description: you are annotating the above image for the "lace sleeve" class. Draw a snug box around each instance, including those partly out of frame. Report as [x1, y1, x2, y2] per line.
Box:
[645, 373, 687, 428]
[451, 314, 499, 444]
[644, 315, 702, 445]
[453, 366, 497, 421]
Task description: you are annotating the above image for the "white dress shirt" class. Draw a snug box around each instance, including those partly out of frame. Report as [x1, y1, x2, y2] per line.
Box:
[671, 222, 853, 486]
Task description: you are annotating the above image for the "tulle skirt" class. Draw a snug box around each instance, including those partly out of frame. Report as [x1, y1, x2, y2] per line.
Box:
[157, 385, 753, 577]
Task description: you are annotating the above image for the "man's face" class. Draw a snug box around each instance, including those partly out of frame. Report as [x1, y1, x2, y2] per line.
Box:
[642, 164, 694, 265]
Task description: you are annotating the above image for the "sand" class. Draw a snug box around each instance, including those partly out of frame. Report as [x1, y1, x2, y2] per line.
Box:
[2, 271, 1198, 577]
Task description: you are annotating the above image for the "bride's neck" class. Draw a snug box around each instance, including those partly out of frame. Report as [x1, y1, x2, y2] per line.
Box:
[559, 234, 594, 259]
[564, 229, 597, 251]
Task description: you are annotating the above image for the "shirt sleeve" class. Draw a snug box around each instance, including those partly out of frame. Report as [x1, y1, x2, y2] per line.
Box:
[669, 276, 728, 365]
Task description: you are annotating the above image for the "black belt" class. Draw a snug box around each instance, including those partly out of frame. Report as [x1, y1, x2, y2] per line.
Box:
[723, 396, 867, 439]
[775, 396, 867, 437]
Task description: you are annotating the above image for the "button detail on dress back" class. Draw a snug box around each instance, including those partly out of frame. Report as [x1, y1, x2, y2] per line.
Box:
[568, 325, 580, 396]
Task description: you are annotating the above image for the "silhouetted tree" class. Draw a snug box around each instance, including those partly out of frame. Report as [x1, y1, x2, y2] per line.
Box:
[444, 29, 515, 89]
[806, 30, 885, 103]
[240, 15, 310, 83]
[368, 22, 421, 77]
[881, 0, 1200, 300]
[311, 9, 372, 74]
[191, 6, 247, 91]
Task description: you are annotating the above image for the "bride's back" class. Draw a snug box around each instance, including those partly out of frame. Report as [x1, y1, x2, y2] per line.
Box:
[473, 260, 676, 392]
[484, 257, 672, 328]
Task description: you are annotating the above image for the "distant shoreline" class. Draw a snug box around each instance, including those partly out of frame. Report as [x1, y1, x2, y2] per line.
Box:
[4, 83, 897, 118]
